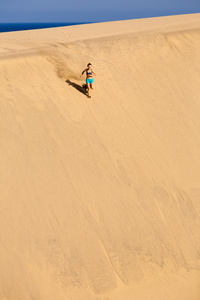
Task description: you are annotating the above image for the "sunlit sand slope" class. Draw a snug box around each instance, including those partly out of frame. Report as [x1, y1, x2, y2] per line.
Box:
[0, 14, 200, 300]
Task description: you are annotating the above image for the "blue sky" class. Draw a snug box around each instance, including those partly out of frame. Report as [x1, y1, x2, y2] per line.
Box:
[0, 0, 200, 23]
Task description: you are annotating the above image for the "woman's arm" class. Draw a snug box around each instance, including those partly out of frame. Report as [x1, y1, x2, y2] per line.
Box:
[80, 69, 86, 77]
[92, 70, 96, 76]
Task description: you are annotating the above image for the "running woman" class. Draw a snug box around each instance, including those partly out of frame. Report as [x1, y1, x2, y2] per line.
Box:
[80, 63, 96, 98]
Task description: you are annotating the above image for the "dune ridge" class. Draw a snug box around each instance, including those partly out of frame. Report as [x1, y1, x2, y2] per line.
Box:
[0, 14, 200, 300]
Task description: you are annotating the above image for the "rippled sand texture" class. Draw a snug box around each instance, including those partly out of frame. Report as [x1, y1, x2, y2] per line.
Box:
[0, 13, 200, 300]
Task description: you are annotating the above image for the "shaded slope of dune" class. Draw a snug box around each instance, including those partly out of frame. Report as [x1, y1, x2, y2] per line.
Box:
[0, 14, 200, 300]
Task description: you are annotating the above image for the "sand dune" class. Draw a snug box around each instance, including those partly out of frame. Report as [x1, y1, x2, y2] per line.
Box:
[0, 14, 200, 300]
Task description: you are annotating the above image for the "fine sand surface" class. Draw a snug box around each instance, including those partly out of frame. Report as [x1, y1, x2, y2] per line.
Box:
[1, 13, 200, 300]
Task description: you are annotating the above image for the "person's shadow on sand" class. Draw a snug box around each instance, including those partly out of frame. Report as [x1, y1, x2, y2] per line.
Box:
[66, 79, 87, 96]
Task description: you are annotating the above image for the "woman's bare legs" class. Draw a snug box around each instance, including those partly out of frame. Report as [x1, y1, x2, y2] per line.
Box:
[87, 83, 90, 97]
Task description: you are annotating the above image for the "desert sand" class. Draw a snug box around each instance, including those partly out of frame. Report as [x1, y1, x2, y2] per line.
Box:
[0, 13, 200, 300]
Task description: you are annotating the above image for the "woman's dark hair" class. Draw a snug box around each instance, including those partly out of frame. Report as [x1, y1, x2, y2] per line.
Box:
[87, 63, 92, 67]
